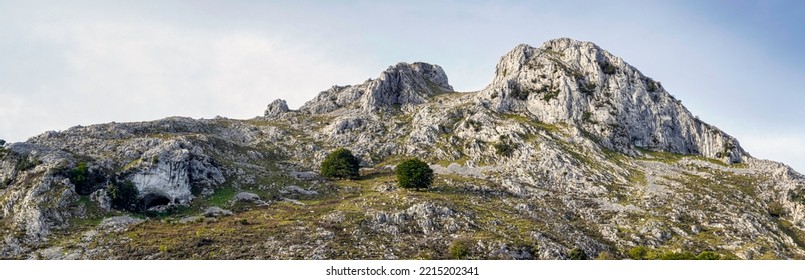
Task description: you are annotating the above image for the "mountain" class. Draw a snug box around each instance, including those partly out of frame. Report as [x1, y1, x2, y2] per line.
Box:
[1, 38, 804, 260]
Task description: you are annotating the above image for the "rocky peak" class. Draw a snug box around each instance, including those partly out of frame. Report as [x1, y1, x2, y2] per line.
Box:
[298, 62, 453, 115]
[264, 99, 289, 117]
[482, 38, 745, 162]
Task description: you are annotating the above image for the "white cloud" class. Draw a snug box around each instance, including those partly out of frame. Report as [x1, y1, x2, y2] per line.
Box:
[1, 18, 372, 142]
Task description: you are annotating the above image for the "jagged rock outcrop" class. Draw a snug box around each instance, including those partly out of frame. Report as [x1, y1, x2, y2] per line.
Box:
[0, 143, 80, 254]
[264, 99, 290, 117]
[127, 138, 224, 206]
[479, 38, 745, 163]
[299, 62, 453, 115]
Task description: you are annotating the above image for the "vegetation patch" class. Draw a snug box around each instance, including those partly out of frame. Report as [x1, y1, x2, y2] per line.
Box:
[626, 245, 722, 260]
[599, 61, 618, 75]
[396, 158, 434, 191]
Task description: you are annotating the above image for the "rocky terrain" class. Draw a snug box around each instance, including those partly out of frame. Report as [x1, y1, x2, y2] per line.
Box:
[1, 38, 804, 260]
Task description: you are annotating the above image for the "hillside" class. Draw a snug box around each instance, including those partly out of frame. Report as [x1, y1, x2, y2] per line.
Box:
[1, 38, 804, 260]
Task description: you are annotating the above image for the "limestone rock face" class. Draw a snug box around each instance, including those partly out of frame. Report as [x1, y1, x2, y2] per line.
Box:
[264, 99, 289, 117]
[480, 38, 745, 162]
[0, 143, 79, 253]
[128, 139, 224, 205]
[299, 62, 453, 114]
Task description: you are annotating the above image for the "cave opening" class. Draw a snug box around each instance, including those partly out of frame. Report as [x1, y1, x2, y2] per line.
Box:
[141, 193, 172, 209]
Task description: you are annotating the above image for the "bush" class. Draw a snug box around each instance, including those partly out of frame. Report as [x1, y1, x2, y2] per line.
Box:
[448, 238, 472, 259]
[646, 79, 660, 92]
[768, 201, 785, 218]
[599, 61, 618, 75]
[595, 251, 616, 260]
[493, 142, 515, 157]
[14, 156, 39, 171]
[69, 162, 91, 195]
[696, 251, 720, 260]
[510, 85, 529, 101]
[395, 158, 434, 190]
[628, 246, 649, 260]
[582, 112, 593, 122]
[658, 251, 696, 260]
[580, 81, 596, 95]
[568, 247, 588, 260]
[109, 180, 140, 211]
[68, 161, 107, 195]
[320, 148, 360, 179]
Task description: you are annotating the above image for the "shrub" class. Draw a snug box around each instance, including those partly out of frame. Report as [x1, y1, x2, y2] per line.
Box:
[646, 79, 660, 92]
[510, 85, 529, 101]
[582, 112, 592, 122]
[580, 81, 596, 95]
[109, 180, 140, 211]
[464, 119, 482, 132]
[595, 251, 616, 260]
[395, 158, 434, 190]
[696, 251, 720, 260]
[539, 85, 561, 102]
[599, 61, 618, 75]
[67, 161, 107, 195]
[628, 246, 649, 260]
[768, 201, 785, 218]
[568, 247, 588, 260]
[320, 148, 360, 179]
[493, 142, 515, 157]
[14, 156, 39, 171]
[69, 162, 91, 194]
[448, 238, 473, 259]
[658, 251, 696, 260]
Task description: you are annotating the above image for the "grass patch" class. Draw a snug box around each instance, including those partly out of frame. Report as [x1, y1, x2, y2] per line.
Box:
[638, 148, 685, 164]
[501, 114, 562, 135]
[205, 187, 237, 207]
[775, 219, 805, 249]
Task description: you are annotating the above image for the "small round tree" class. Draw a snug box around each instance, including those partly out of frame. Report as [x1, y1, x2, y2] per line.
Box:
[320, 148, 360, 179]
[395, 158, 434, 190]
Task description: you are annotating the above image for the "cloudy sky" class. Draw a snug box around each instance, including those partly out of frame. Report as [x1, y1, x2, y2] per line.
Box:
[1, 0, 803, 172]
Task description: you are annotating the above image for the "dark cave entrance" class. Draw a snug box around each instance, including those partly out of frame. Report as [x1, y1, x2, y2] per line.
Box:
[142, 193, 172, 209]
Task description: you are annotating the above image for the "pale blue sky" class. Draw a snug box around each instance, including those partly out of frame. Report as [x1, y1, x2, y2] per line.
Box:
[1, 0, 803, 172]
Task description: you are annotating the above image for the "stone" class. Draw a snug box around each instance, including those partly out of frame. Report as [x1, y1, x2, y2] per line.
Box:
[98, 216, 144, 232]
[231, 192, 262, 203]
[280, 185, 318, 196]
[203, 206, 233, 217]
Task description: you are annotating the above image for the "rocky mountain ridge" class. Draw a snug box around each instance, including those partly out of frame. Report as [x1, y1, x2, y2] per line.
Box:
[0, 38, 803, 259]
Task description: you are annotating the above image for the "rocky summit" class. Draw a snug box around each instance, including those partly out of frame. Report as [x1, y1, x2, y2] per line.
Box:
[1, 38, 803, 260]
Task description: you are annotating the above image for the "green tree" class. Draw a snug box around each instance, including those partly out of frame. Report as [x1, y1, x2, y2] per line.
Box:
[69, 161, 91, 195]
[109, 180, 140, 211]
[320, 148, 360, 179]
[395, 158, 434, 190]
